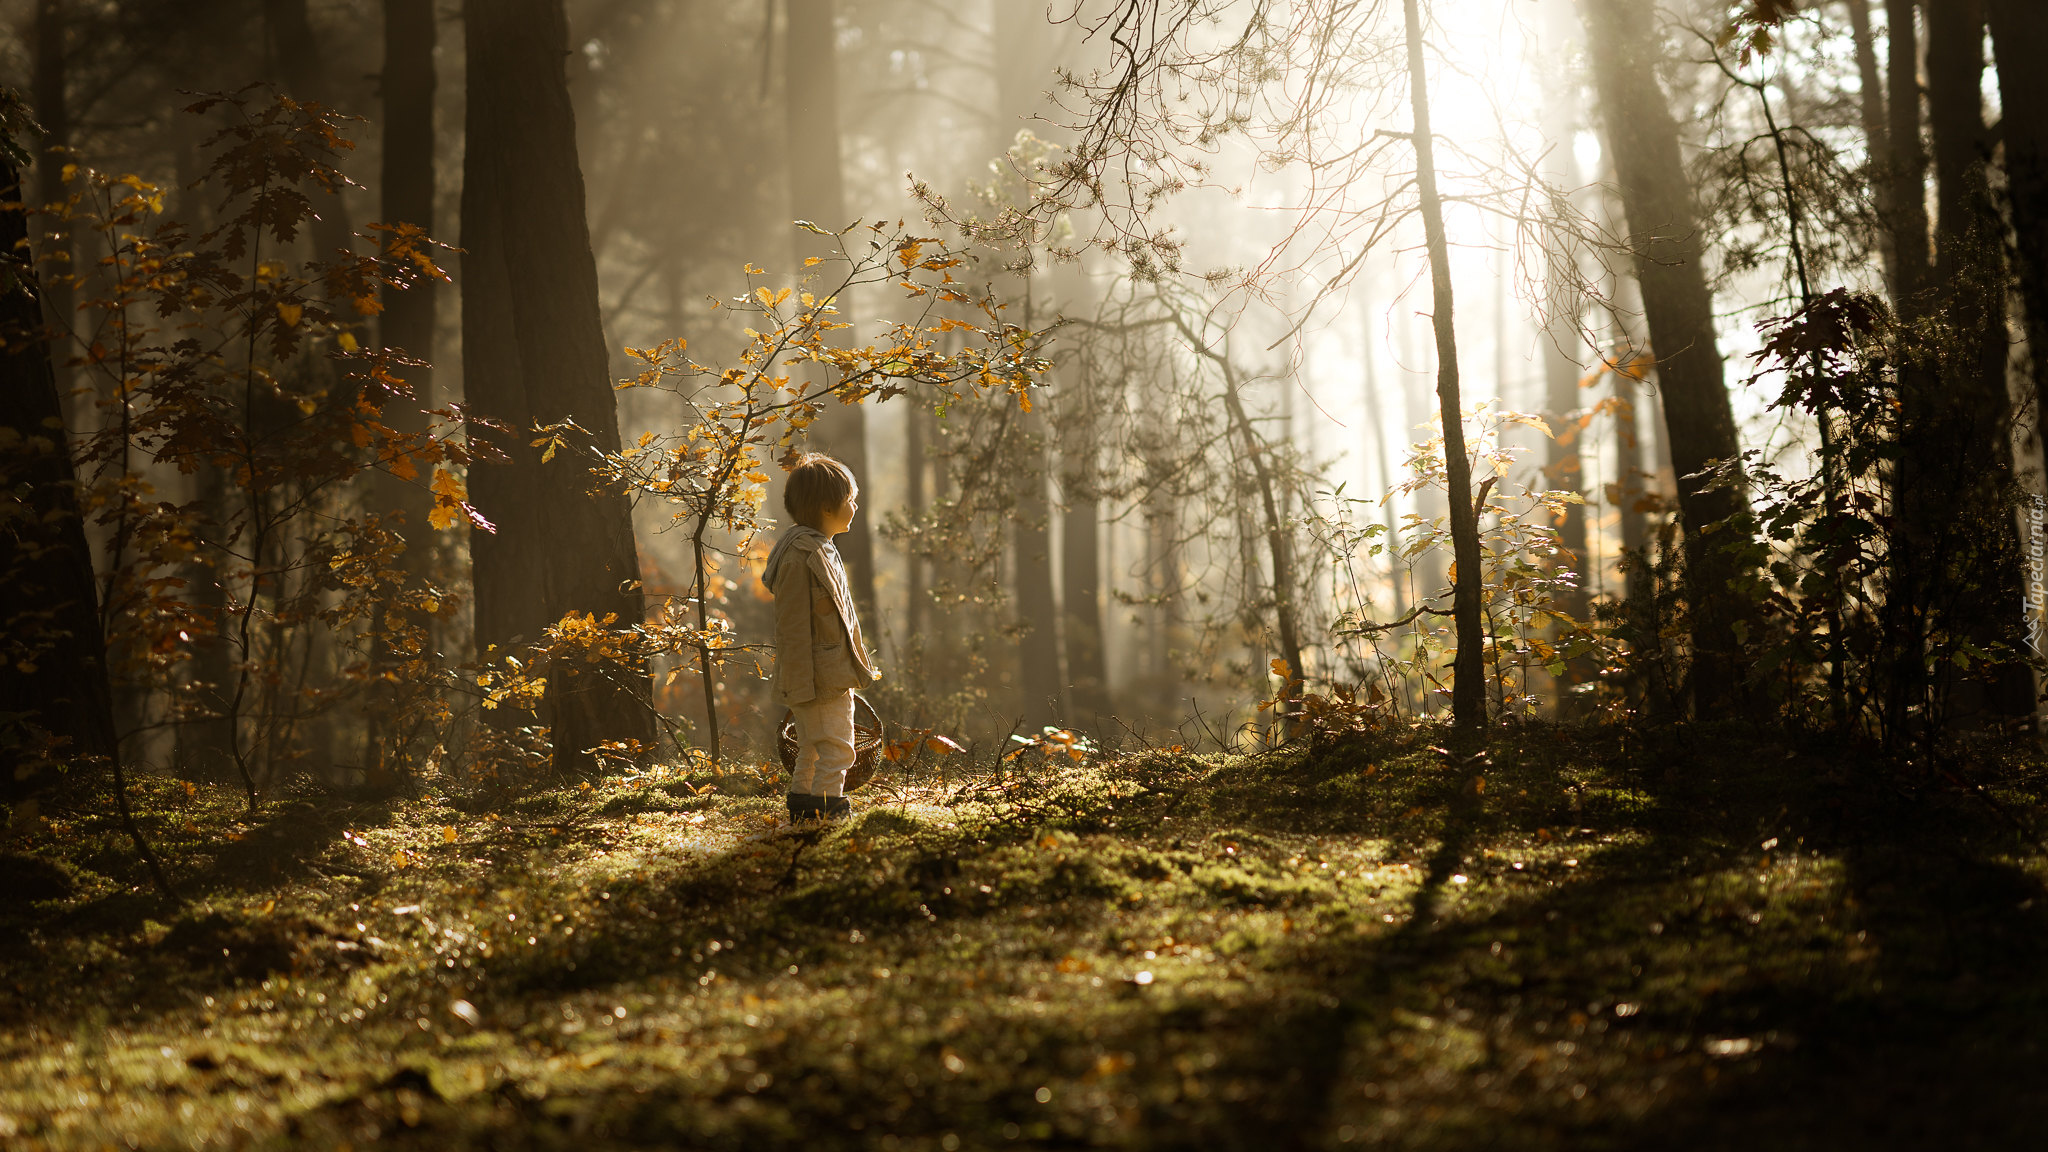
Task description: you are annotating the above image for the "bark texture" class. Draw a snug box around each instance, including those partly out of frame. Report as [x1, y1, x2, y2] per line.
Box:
[784, 0, 876, 623]
[1404, 0, 1484, 732]
[1844, 0, 1895, 291]
[1576, 0, 1752, 718]
[1882, 0, 1929, 304]
[264, 0, 357, 262]
[32, 0, 72, 401]
[380, 0, 437, 384]
[1921, 0, 2030, 721]
[995, 1, 1064, 730]
[1535, 2, 1590, 701]
[462, 0, 653, 770]
[0, 140, 114, 791]
[1988, 0, 2048, 427]
[1060, 398, 1110, 725]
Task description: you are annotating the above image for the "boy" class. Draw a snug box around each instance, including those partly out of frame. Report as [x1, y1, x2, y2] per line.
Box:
[760, 452, 880, 822]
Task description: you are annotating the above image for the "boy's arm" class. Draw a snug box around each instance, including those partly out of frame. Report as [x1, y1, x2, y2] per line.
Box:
[771, 551, 816, 704]
[809, 545, 880, 681]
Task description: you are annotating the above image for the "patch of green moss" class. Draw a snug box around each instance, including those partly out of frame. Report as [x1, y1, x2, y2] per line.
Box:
[2, 723, 2046, 1149]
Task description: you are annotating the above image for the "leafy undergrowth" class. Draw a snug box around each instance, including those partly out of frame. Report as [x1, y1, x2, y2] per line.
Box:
[5, 722, 2048, 1150]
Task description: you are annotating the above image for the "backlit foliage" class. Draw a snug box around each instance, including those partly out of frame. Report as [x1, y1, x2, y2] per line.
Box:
[36, 88, 466, 808]
[471, 222, 1053, 765]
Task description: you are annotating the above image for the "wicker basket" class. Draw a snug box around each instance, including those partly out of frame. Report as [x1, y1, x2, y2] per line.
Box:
[776, 691, 886, 792]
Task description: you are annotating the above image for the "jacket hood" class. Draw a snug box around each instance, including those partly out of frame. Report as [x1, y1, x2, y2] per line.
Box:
[761, 524, 830, 592]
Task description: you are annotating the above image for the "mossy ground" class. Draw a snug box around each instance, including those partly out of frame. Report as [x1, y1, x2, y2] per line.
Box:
[4, 722, 2048, 1150]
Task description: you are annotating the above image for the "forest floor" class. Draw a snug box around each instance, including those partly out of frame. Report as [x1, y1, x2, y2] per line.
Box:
[4, 720, 2048, 1150]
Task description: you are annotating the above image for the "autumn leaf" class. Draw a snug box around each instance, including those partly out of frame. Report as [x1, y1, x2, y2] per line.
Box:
[388, 445, 419, 482]
[1720, 0, 1797, 65]
[429, 467, 466, 530]
[276, 301, 303, 328]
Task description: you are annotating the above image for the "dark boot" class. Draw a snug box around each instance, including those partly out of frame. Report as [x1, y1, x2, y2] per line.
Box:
[786, 793, 822, 823]
[821, 794, 851, 822]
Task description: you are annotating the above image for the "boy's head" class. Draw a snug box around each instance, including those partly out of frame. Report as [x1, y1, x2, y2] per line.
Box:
[783, 452, 858, 530]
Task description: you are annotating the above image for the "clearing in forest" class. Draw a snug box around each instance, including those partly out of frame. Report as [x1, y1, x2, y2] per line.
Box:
[3, 724, 2047, 1150]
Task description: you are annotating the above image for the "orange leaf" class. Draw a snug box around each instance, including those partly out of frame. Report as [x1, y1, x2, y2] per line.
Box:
[428, 467, 466, 530]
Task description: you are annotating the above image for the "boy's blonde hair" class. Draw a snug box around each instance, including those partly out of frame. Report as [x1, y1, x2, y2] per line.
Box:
[783, 452, 857, 529]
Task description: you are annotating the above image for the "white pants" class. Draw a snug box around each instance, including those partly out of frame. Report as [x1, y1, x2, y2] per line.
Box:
[788, 690, 856, 797]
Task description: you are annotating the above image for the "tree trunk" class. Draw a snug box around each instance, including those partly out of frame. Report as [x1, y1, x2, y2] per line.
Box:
[1012, 428, 1064, 728]
[1877, 0, 1936, 738]
[365, 0, 439, 774]
[1883, 0, 1930, 304]
[1988, 0, 2048, 436]
[1924, 0, 2031, 724]
[1400, 314, 1448, 604]
[1, 147, 110, 781]
[1361, 315, 1409, 625]
[1059, 386, 1110, 725]
[1222, 379, 1307, 717]
[1141, 488, 1183, 723]
[906, 402, 927, 643]
[784, 0, 876, 623]
[1844, 0, 1896, 292]
[0, 139, 174, 896]
[1535, 7, 1591, 709]
[176, 468, 237, 783]
[992, 2, 1065, 730]
[264, 0, 357, 262]
[1613, 350, 1649, 605]
[1403, 0, 1485, 733]
[32, 0, 72, 406]
[1576, 0, 1752, 719]
[462, 0, 653, 772]
[381, 0, 437, 396]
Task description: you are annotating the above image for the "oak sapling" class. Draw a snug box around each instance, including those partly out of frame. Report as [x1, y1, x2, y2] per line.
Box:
[533, 221, 1053, 767]
[30, 88, 471, 811]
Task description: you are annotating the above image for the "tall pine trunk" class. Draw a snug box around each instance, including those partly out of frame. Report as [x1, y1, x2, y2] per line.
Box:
[1845, 0, 1896, 291]
[1988, 0, 2048, 435]
[1360, 311, 1409, 628]
[1, 141, 110, 789]
[265, 0, 357, 262]
[995, 3, 1064, 730]
[381, 1, 437, 411]
[365, 0, 439, 776]
[1, 135, 173, 896]
[462, 0, 653, 772]
[1577, 0, 1751, 718]
[1060, 371, 1110, 724]
[1536, 5, 1590, 710]
[1403, 0, 1484, 733]
[32, 0, 72, 405]
[1878, 0, 1939, 737]
[784, 0, 876, 623]
[1924, 0, 2031, 723]
[1883, 0, 1930, 305]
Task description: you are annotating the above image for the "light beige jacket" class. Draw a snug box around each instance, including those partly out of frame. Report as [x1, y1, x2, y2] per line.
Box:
[762, 526, 879, 706]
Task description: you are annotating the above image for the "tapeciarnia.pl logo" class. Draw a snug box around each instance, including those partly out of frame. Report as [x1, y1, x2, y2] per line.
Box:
[2029, 495, 2046, 656]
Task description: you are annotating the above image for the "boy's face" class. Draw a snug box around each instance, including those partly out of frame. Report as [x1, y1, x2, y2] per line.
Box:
[822, 489, 859, 536]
